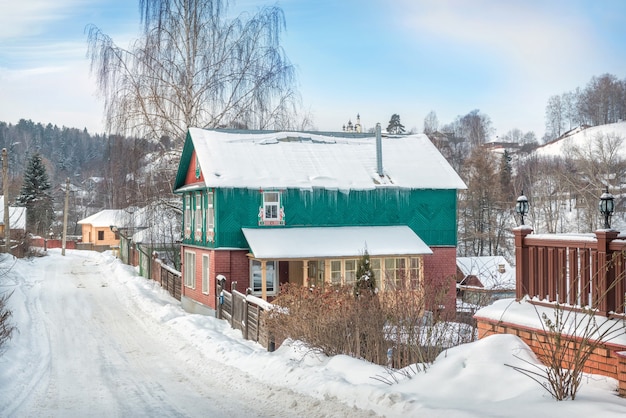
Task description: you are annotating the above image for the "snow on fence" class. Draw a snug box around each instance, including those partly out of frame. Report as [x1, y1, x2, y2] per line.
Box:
[514, 228, 626, 316]
[150, 253, 181, 301]
[216, 280, 273, 350]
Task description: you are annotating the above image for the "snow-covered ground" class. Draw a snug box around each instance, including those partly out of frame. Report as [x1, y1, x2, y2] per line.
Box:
[1, 250, 626, 417]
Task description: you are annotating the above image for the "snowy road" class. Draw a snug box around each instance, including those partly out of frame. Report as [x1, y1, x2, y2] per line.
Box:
[1, 251, 374, 417]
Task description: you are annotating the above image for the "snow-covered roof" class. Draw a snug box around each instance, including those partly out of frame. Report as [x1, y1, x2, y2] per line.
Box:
[184, 128, 467, 191]
[456, 256, 515, 290]
[78, 208, 148, 229]
[535, 121, 626, 159]
[0, 196, 27, 230]
[242, 225, 433, 259]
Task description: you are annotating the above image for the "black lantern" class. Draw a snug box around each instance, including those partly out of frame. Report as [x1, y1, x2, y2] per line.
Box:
[599, 187, 614, 229]
[515, 191, 529, 225]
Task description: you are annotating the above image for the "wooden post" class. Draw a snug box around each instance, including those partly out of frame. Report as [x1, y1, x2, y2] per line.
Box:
[302, 260, 309, 288]
[62, 177, 70, 256]
[261, 260, 267, 301]
[514, 226, 533, 301]
[2, 148, 9, 253]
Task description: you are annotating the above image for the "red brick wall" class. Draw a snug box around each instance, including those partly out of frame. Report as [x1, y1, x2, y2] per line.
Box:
[423, 246, 457, 318]
[476, 315, 626, 391]
[181, 246, 251, 311]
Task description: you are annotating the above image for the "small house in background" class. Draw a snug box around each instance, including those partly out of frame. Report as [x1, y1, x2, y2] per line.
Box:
[0, 196, 27, 237]
[78, 208, 145, 251]
[173, 128, 466, 317]
[456, 256, 515, 307]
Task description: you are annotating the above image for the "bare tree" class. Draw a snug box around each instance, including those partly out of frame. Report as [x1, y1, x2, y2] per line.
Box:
[87, 0, 299, 144]
[423, 110, 439, 135]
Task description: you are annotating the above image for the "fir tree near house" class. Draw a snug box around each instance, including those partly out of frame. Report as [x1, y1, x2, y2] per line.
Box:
[17, 153, 54, 236]
[354, 249, 377, 297]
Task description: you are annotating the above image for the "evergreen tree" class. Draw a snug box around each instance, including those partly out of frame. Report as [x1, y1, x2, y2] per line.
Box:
[17, 153, 54, 235]
[354, 249, 377, 297]
[387, 114, 406, 134]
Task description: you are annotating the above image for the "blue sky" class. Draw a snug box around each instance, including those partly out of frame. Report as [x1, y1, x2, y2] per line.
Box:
[1, 0, 625, 140]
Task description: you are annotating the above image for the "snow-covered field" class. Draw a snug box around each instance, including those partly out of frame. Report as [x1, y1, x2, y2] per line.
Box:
[1, 250, 625, 417]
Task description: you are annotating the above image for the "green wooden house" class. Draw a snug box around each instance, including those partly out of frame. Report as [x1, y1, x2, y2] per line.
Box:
[173, 128, 466, 316]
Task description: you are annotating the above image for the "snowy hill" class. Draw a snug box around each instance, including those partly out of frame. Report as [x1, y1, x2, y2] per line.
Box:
[535, 121, 626, 158]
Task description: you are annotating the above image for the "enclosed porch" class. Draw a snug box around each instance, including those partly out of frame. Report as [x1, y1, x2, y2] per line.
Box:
[242, 225, 433, 300]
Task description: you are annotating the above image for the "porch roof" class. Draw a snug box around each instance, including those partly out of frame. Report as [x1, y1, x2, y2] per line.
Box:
[242, 225, 433, 260]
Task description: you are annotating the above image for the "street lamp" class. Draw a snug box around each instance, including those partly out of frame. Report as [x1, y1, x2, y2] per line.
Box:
[599, 187, 614, 229]
[515, 191, 529, 225]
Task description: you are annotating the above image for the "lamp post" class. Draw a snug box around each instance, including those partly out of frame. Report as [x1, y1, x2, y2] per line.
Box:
[599, 187, 614, 229]
[515, 191, 529, 226]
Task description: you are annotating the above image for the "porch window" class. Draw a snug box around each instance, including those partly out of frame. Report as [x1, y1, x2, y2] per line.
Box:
[344, 259, 357, 284]
[194, 192, 202, 241]
[202, 254, 210, 294]
[184, 250, 196, 288]
[206, 191, 215, 242]
[371, 258, 381, 288]
[184, 194, 191, 238]
[308, 260, 325, 289]
[250, 260, 277, 295]
[330, 260, 342, 285]
[385, 258, 406, 290]
[408, 257, 421, 290]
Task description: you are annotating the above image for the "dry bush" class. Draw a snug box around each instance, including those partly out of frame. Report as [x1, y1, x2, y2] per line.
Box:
[267, 275, 473, 373]
[267, 284, 387, 364]
[0, 291, 15, 354]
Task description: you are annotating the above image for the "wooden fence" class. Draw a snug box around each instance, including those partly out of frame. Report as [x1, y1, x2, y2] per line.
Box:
[216, 280, 273, 350]
[150, 253, 182, 301]
[514, 228, 626, 316]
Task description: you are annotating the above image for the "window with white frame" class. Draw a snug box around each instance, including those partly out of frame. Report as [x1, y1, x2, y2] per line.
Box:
[206, 191, 215, 242]
[184, 250, 196, 288]
[184, 194, 191, 238]
[264, 191, 279, 220]
[259, 191, 284, 226]
[202, 254, 210, 294]
[194, 192, 202, 240]
[250, 260, 277, 294]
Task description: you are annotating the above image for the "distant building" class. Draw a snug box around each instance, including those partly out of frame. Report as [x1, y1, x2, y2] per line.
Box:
[456, 256, 516, 307]
[343, 114, 362, 133]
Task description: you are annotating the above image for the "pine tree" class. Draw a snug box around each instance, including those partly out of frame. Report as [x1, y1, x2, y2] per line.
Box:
[17, 153, 54, 236]
[354, 249, 377, 297]
[387, 114, 406, 134]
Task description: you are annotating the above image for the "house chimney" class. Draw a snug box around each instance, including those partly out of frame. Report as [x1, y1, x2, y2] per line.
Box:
[376, 123, 383, 176]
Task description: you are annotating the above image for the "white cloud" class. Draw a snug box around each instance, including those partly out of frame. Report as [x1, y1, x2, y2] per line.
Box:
[0, 1, 88, 40]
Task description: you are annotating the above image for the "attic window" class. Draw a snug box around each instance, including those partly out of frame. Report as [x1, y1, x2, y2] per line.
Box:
[258, 191, 285, 226]
[195, 153, 201, 179]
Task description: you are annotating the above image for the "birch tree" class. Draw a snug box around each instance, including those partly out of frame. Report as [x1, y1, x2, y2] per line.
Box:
[87, 0, 298, 144]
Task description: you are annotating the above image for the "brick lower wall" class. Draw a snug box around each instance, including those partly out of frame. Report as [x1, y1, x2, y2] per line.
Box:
[423, 246, 457, 318]
[181, 246, 250, 312]
[476, 315, 626, 396]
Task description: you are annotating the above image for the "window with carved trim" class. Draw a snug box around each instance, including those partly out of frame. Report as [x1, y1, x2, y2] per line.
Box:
[206, 191, 214, 242]
[184, 194, 191, 239]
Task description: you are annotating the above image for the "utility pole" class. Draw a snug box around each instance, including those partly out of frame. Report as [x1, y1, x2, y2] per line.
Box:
[2, 148, 9, 253]
[62, 177, 69, 256]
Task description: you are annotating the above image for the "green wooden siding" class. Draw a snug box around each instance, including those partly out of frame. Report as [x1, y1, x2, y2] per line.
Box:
[183, 187, 458, 249]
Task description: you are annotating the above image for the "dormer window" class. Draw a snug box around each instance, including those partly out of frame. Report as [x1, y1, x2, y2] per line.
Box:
[258, 191, 285, 226]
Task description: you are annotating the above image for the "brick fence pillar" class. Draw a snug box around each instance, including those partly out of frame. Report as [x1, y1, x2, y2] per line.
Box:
[514, 226, 533, 301]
